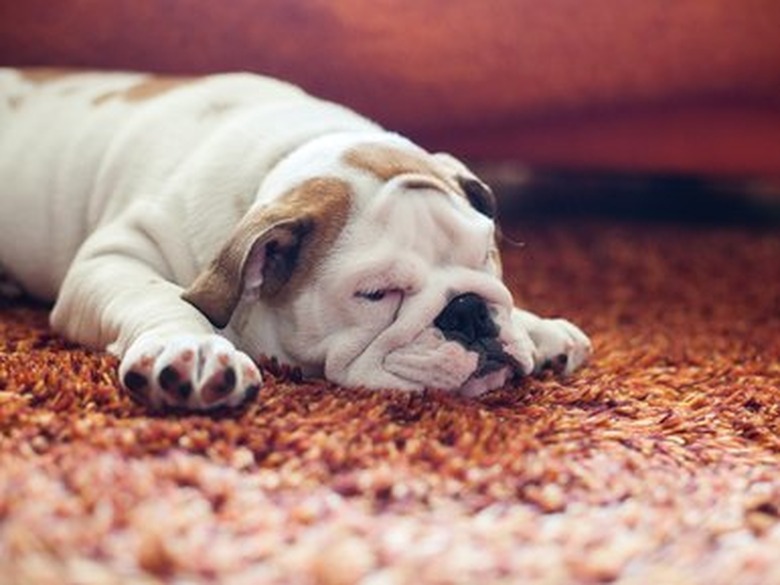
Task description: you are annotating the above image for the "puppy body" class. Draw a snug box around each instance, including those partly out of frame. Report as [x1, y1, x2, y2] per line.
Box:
[0, 68, 591, 410]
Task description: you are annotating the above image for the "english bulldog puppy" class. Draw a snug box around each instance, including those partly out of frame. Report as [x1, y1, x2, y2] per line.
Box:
[0, 68, 591, 411]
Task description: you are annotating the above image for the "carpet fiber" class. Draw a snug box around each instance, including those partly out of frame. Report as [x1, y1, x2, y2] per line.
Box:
[1, 219, 779, 584]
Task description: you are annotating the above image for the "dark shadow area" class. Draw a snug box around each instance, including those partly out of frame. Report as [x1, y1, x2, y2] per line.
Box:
[492, 169, 780, 226]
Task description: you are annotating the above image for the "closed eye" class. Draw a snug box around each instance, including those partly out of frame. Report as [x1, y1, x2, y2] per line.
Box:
[355, 289, 390, 302]
[354, 287, 408, 303]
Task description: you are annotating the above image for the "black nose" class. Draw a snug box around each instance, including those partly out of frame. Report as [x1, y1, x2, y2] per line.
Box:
[434, 293, 499, 344]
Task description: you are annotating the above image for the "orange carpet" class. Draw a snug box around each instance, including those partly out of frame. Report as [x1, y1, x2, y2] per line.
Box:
[1, 218, 779, 583]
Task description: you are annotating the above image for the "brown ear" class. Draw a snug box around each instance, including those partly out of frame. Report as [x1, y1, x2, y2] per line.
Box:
[182, 178, 352, 329]
[182, 217, 313, 328]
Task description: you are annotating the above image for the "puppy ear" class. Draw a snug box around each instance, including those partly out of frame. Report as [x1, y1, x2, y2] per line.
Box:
[434, 152, 498, 220]
[182, 177, 352, 329]
[182, 217, 313, 328]
[456, 176, 497, 220]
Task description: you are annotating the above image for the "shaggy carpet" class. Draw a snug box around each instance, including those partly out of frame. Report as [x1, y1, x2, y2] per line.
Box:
[1, 217, 779, 584]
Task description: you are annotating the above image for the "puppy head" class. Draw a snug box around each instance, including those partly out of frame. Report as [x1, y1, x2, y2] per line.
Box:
[183, 136, 530, 395]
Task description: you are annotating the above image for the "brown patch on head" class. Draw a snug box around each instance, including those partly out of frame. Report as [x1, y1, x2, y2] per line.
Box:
[182, 178, 352, 328]
[343, 143, 453, 186]
[343, 144, 501, 224]
[19, 67, 83, 84]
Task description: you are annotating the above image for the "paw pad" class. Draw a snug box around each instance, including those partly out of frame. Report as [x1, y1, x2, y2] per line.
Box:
[159, 365, 193, 400]
[244, 384, 261, 402]
[123, 371, 150, 403]
[202, 367, 238, 405]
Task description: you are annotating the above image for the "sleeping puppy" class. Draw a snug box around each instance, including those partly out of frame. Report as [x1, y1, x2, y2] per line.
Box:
[0, 68, 591, 411]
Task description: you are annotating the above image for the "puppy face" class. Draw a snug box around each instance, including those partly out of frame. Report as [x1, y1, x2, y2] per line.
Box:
[183, 135, 533, 396]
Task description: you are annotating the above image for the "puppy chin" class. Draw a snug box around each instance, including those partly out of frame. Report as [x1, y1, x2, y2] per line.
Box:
[458, 366, 513, 398]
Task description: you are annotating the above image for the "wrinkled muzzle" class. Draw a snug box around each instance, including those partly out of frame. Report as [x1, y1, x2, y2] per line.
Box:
[378, 290, 532, 396]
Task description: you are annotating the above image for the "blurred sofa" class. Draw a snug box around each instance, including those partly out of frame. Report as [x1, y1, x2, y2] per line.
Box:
[2, 0, 779, 178]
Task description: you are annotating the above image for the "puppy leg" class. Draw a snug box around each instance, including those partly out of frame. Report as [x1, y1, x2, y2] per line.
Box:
[51, 215, 262, 411]
[511, 309, 592, 376]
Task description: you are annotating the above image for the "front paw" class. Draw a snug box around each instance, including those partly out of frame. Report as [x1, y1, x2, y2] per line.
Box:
[528, 318, 592, 376]
[119, 334, 263, 411]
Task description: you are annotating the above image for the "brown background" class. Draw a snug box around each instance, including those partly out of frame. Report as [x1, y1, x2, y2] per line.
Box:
[2, 0, 780, 176]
